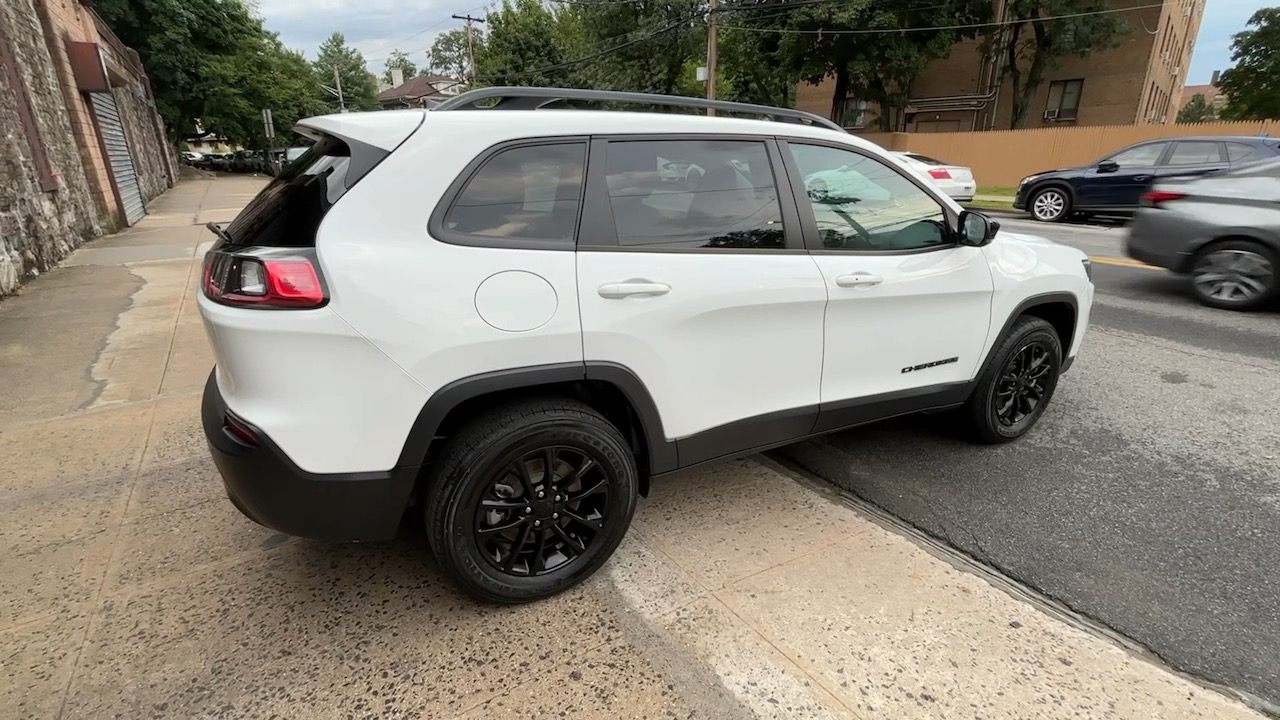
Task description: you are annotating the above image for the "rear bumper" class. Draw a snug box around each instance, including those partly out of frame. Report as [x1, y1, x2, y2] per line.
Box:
[1126, 209, 1196, 272]
[202, 371, 417, 542]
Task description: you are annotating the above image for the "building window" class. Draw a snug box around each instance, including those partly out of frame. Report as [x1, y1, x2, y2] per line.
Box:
[842, 98, 868, 129]
[1045, 79, 1083, 121]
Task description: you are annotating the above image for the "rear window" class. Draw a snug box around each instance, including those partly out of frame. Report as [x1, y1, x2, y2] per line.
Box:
[905, 153, 946, 165]
[222, 134, 363, 247]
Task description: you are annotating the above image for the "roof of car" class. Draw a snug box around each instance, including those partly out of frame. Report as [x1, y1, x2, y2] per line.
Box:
[300, 106, 869, 154]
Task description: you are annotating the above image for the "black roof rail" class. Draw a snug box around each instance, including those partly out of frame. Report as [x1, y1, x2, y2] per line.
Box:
[431, 86, 846, 133]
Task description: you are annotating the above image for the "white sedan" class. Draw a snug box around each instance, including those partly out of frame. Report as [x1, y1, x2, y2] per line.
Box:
[893, 152, 976, 202]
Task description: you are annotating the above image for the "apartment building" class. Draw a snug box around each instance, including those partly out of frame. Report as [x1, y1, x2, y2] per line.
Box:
[795, 0, 1205, 132]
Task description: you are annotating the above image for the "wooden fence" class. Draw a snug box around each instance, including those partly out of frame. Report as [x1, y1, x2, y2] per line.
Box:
[856, 121, 1280, 188]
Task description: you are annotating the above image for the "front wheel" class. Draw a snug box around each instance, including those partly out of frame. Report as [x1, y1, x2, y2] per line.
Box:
[1189, 240, 1277, 311]
[424, 399, 638, 604]
[961, 316, 1063, 444]
[1030, 187, 1070, 222]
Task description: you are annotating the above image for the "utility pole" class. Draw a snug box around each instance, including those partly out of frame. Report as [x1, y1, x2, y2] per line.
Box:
[706, 0, 718, 115]
[451, 13, 486, 85]
[332, 64, 346, 111]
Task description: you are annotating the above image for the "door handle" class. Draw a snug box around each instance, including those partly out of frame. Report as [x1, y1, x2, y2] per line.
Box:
[834, 273, 884, 288]
[1134, 175, 1150, 182]
[598, 281, 671, 299]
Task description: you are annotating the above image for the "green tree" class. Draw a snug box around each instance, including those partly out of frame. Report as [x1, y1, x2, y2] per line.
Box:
[566, 0, 704, 95]
[382, 49, 419, 85]
[313, 32, 380, 111]
[430, 27, 484, 80]
[96, 0, 322, 146]
[995, 0, 1131, 129]
[1176, 93, 1217, 123]
[94, 0, 259, 138]
[200, 33, 324, 147]
[475, 0, 563, 86]
[1219, 8, 1280, 120]
[763, 0, 986, 129]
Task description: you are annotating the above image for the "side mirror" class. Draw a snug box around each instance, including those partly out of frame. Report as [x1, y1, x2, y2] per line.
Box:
[1097, 160, 1119, 173]
[958, 210, 997, 246]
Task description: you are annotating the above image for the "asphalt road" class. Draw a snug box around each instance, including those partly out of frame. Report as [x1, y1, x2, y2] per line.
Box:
[780, 216, 1280, 710]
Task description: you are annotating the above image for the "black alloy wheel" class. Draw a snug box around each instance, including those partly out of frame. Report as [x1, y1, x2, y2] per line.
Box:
[994, 341, 1053, 427]
[425, 399, 637, 604]
[475, 446, 609, 577]
[961, 316, 1062, 443]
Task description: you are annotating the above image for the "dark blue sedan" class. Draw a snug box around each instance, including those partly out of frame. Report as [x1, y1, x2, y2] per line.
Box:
[1014, 135, 1280, 222]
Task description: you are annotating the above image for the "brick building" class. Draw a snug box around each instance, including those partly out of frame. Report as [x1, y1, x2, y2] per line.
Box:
[0, 0, 173, 294]
[796, 0, 1205, 132]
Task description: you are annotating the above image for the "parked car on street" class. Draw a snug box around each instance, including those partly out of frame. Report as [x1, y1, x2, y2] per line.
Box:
[180, 151, 203, 164]
[229, 150, 265, 173]
[1015, 135, 1280, 222]
[199, 153, 232, 172]
[893, 152, 976, 202]
[1127, 157, 1280, 310]
[198, 87, 1094, 604]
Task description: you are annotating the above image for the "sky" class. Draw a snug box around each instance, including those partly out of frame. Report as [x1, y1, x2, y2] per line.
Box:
[257, 0, 1264, 85]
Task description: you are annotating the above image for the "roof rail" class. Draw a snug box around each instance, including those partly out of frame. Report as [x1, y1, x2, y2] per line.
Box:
[431, 86, 846, 132]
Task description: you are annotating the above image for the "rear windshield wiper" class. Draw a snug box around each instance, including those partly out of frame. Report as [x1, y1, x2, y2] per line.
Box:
[205, 221, 233, 243]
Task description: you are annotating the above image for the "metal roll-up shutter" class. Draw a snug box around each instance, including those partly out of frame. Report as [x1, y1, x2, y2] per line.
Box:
[90, 91, 145, 225]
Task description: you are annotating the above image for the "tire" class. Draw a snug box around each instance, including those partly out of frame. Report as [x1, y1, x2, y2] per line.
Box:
[961, 316, 1063, 444]
[424, 398, 638, 604]
[1030, 187, 1071, 222]
[1189, 239, 1278, 311]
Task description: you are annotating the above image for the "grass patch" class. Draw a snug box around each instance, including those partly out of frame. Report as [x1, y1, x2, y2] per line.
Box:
[968, 198, 1016, 210]
[977, 185, 1019, 197]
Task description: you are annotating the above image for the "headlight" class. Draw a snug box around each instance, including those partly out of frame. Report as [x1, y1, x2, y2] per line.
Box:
[1019, 174, 1040, 186]
[1081, 258, 1093, 281]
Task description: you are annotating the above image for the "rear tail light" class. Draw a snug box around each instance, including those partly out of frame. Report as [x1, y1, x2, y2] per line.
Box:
[202, 251, 326, 309]
[1141, 190, 1185, 207]
[928, 168, 953, 180]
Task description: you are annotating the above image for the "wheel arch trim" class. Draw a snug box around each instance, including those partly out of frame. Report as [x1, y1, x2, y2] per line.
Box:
[396, 361, 677, 475]
[976, 292, 1079, 381]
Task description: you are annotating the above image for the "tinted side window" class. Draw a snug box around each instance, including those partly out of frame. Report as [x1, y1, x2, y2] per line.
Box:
[1226, 142, 1259, 162]
[788, 143, 950, 252]
[1166, 141, 1222, 166]
[1108, 143, 1167, 166]
[445, 143, 586, 242]
[603, 140, 785, 249]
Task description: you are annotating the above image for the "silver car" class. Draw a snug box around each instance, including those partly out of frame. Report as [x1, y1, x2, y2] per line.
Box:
[1127, 158, 1280, 310]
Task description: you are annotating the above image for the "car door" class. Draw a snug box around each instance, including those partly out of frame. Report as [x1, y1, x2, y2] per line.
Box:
[1156, 140, 1229, 181]
[576, 136, 828, 466]
[1076, 141, 1170, 209]
[778, 139, 995, 430]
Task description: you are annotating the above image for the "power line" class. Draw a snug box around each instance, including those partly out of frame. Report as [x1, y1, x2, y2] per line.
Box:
[719, 2, 1165, 33]
[364, 3, 490, 62]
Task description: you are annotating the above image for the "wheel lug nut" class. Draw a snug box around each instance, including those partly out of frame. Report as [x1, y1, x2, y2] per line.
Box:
[524, 507, 532, 515]
[554, 495, 562, 502]
[538, 491, 545, 499]
[552, 512, 559, 519]
[534, 520, 542, 527]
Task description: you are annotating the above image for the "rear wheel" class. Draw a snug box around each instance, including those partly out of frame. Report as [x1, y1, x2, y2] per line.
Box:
[1030, 187, 1070, 222]
[961, 316, 1062, 444]
[424, 399, 638, 604]
[1189, 239, 1277, 311]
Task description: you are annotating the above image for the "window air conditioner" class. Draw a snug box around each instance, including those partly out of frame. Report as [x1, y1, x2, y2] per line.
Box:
[1043, 109, 1059, 120]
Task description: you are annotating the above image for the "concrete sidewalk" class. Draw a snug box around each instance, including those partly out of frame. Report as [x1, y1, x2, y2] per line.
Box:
[0, 177, 1262, 719]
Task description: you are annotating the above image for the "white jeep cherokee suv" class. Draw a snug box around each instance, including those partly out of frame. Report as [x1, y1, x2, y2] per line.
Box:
[199, 88, 1093, 603]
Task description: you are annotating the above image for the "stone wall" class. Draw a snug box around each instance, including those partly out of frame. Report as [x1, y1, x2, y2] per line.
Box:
[0, 0, 102, 294]
[0, 0, 174, 296]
